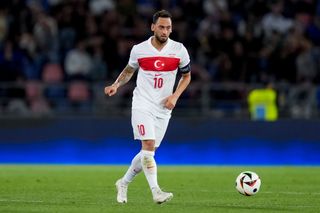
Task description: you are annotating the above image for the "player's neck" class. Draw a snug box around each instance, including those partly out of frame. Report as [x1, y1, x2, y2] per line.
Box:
[151, 36, 168, 51]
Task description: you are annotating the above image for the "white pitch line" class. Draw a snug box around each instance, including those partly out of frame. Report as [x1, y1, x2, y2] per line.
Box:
[0, 199, 43, 203]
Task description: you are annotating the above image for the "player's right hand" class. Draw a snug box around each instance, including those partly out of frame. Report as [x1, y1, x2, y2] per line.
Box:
[104, 84, 118, 96]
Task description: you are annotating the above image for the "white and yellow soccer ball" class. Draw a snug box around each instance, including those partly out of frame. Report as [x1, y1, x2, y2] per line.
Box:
[235, 171, 261, 196]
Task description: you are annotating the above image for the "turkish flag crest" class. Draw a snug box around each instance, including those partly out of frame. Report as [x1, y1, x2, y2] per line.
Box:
[138, 57, 180, 72]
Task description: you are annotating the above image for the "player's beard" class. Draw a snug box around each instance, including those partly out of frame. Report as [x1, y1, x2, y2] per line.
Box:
[155, 34, 168, 44]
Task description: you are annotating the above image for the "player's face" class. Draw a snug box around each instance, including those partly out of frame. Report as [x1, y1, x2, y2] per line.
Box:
[151, 17, 172, 44]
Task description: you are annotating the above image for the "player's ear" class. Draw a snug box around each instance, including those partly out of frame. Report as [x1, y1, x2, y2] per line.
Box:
[151, 23, 155, 32]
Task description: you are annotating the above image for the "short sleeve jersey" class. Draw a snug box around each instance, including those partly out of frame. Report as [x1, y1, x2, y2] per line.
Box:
[128, 37, 190, 118]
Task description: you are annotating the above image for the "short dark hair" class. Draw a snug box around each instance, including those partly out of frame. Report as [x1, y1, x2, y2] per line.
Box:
[152, 10, 172, 24]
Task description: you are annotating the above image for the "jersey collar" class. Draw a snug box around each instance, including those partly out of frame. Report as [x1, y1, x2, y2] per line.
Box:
[148, 36, 171, 53]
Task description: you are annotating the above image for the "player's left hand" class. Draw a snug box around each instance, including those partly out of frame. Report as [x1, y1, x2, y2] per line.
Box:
[164, 95, 178, 110]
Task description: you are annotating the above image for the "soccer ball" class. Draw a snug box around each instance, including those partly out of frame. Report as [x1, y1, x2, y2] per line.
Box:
[235, 171, 261, 196]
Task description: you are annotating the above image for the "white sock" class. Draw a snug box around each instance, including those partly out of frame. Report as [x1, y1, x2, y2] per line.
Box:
[141, 150, 159, 191]
[122, 151, 143, 185]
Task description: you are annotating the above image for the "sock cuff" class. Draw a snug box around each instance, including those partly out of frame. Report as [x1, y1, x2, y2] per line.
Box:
[141, 150, 155, 157]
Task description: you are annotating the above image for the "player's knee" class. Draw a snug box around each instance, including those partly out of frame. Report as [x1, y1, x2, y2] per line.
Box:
[141, 140, 155, 151]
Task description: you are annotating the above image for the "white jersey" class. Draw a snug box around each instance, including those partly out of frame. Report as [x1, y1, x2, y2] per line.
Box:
[128, 37, 190, 118]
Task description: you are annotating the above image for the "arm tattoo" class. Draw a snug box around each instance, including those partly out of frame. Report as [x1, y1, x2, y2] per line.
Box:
[114, 65, 135, 87]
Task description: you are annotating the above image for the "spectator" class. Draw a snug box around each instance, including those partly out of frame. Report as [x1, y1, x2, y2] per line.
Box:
[306, 16, 320, 46]
[64, 39, 93, 80]
[19, 32, 41, 79]
[42, 63, 66, 110]
[67, 80, 92, 112]
[0, 40, 25, 82]
[90, 46, 108, 81]
[296, 38, 320, 83]
[33, 9, 59, 63]
[261, 0, 293, 38]
[89, 0, 115, 16]
[25, 80, 51, 116]
[288, 82, 317, 119]
[248, 82, 278, 121]
[0, 8, 9, 43]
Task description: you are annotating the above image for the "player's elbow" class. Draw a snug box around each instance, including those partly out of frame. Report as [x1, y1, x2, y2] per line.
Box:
[183, 72, 191, 83]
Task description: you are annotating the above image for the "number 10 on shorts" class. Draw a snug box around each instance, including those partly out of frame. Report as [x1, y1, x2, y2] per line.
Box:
[137, 124, 145, 136]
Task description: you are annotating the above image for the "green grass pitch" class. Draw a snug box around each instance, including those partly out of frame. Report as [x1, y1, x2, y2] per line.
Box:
[0, 165, 319, 213]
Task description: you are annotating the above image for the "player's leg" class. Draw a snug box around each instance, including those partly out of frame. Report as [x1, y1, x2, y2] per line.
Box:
[139, 116, 166, 191]
[141, 139, 158, 190]
[150, 116, 173, 203]
[115, 109, 154, 203]
[115, 151, 142, 203]
[139, 116, 173, 203]
[121, 151, 143, 185]
[132, 111, 159, 191]
[141, 139, 173, 204]
[132, 110, 172, 203]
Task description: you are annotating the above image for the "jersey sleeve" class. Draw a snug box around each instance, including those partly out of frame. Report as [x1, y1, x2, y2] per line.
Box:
[179, 44, 191, 74]
[128, 45, 139, 70]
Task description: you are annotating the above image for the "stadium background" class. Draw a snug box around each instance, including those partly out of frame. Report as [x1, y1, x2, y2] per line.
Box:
[0, 0, 320, 165]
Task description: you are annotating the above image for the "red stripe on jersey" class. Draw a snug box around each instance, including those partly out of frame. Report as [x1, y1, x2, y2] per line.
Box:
[138, 57, 180, 72]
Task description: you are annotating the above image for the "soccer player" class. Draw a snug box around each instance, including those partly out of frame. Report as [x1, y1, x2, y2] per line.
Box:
[104, 10, 191, 204]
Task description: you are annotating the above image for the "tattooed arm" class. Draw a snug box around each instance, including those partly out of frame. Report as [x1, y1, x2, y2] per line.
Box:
[104, 65, 136, 96]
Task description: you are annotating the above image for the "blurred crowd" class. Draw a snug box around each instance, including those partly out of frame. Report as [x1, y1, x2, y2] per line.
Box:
[0, 0, 320, 116]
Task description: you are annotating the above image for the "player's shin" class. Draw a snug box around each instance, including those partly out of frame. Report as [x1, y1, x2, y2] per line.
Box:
[141, 150, 159, 190]
[122, 151, 143, 184]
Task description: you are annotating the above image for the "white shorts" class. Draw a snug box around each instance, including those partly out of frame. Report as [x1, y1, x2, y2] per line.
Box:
[131, 109, 170, 147]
